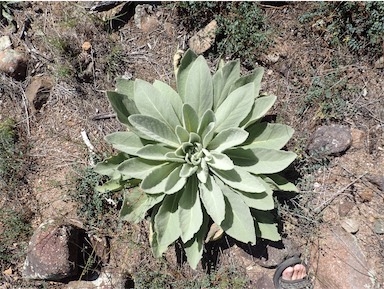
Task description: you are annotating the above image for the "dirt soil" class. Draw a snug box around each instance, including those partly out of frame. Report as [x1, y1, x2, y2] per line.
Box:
[0, 2, 383, 289]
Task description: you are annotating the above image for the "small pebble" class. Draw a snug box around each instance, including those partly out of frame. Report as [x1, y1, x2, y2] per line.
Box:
[340, 218, 359, 234]
[374, 219, 384, 234]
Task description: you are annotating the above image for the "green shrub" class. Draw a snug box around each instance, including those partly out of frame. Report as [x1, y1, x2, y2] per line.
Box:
[297, 71, 357, 122]
[300, 2, 384, 57]
[95, 50, 297, 269]
[176, 2, 272, 67]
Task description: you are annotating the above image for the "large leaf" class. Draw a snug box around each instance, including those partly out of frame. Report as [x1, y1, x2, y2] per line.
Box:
[212, 60, 240, 110]
[240, 95, 277, 128]
[115, 78, 134, 98]
[226, 148, 297, 174]
[220, 185, 256, 244]
[184, 56, 214, 117]
[136, 144, 174, 161]
[164, 166, 187, 194]
[261, 174, 298, 192]
[211, 166, 266, 193]
[154, 193, 182, 248]
[207, 128, 249, 152]
[182, 104, 199, 133]
[107, 91, 131, 126]
[180, 163, 198, 178]
[229, 67, 264, 97]
[153, 80, 183, 123]
[105, 131, 147, 155]
[197, 110, 216, 136]
[199, 175, 226, 225]
[207, 151, 234, 171]
[177, 49, 198, 101]
[134, 79, 181, 129]
[141, 163, 181, 194]
[238, 189, 275, 210]
[243, 123, 294, 150]
[184, 212, 209, 269]
[94, 152, 128, 178]
[253, 209, 281, 241]
[214, 82, 255, 132]
[120, 188, 164, 223]
[129, 115, 179, 148]
[179, 176, 203, 243]
[118, 158, 164, 179]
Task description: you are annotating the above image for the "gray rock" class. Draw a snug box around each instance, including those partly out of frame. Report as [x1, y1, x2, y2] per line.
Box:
[366, 174, 384, 192]
[23, 220, 80, 281]
[374, 219, 384, 234]
[0, 35, 12, 51]
[0, 48, 27, 80]
[66, 271, 131, 289]
[307, 124, 352, 156]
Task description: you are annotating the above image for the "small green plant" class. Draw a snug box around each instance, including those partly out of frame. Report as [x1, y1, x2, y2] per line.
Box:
[70, 164, 122, 230]
[0, 2, 16, 29]
[95, 49, 297, 268]
[0, 208, 32, 266]
[297, 71, 357, 122]
[299, 2, 384, 57]
[176, 2, 272, 67]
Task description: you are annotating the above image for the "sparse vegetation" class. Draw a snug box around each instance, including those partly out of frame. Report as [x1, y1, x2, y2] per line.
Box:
[299, 1, 384, 57]
[0, 118, 32, 270]
[176, 2, 272, 67]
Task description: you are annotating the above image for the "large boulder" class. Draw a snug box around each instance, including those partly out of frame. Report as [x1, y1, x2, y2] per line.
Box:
[23, 220, 81, 281]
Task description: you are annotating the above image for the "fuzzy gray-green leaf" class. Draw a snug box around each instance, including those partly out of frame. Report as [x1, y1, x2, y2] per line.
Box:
[179, 176, 203, 243]
[105, 131, 147, 155]
[207, 127, 249, 152]
[211, 166, 266, 193]
[227, 148, 297, 174]
[199, 175, 225, 225]
[221, 185, 256, 244]
[177, 49, 198, 101]
[214, 83, 255, 132]
[182, 104, 199, 133]
[184, 56, 213, 117]
[134, 79, 181, 129]
[243, 123, 294, 150]
[120, 188, 164, 223]
[140, 163, 180, 194]
[184, 212, 209, 269]
[213, 60, 240, 110]
[118, 158, 164, 179]
[154, 193, 182, 248]
[262, 174, 298, 192]
[129, 115, 179, 148]
[240, 95, 277, 128]
[136, 144, 174, 161]
[153, 80, 183, 123]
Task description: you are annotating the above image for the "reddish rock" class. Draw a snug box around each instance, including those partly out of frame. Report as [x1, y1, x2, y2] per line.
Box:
[311, 226, 374, 289]
[23, 220, 80, 280]
[0, 48, 27, 80]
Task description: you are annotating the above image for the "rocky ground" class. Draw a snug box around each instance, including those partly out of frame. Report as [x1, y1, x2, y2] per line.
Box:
[0, 2, 383, 289]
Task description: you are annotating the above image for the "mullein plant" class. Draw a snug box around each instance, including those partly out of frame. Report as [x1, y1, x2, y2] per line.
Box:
[94, 49, 297, 269]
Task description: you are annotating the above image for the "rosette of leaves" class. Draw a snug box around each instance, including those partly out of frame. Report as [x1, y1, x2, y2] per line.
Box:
[95, 49, 297, 269]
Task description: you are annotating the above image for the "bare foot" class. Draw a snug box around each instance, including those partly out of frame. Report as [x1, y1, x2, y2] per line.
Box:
[282, 264, 307, 281]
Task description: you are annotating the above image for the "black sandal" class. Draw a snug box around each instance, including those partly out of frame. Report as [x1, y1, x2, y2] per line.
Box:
[273, 255, 313, 289]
